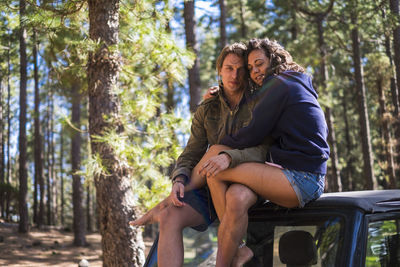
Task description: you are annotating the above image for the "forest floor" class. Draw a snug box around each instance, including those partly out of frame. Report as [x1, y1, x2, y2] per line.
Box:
[0, 222, 153, 266]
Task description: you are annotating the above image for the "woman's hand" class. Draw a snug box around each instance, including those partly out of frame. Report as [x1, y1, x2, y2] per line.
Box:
[203, 86, 219, 100]
[169, 180, 186, 207]
[199, 153, 231, 178]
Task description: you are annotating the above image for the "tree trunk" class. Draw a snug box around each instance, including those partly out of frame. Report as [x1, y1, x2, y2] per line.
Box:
[0, 78, 4, 218]
[219, 0, 227, 49]
[390, 0, 400, 171]
[46, 88, 52, 226]
[391, 0, 400, 114]
[316, 18, 342, 192]
[341, 91, 353, 191]
[290, 1, 298, 40]
[6, 32, 11, 186]
[87, 0, 144, 265]
[1, 79, 3, 184]
[376, 77, 397, 188]
[33, 30, 44, 226]
[184, 0, 201, 113]
[238, 0, 247, 39]
[86, 183, 92, 232]
[60, 126, 64, 226]
[18, 0, 29, 233]
[71, 84, 86, 246]
[350, 9, 376, 190]
[50, 96, 57, 225]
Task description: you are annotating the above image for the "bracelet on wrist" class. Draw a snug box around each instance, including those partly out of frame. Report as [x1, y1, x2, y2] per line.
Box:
[172, 179, 186, 186]
[172, 175, 188, 186]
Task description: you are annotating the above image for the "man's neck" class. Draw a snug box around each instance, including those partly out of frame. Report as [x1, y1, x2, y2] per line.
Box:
[224, 89, 244, 109]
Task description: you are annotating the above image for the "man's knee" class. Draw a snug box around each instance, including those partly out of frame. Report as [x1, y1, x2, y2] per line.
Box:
[225, 185, 257, 215]
[158, 206, 184, 230]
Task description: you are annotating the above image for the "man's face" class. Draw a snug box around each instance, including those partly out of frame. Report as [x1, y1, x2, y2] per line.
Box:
[219, 53, 245, 93]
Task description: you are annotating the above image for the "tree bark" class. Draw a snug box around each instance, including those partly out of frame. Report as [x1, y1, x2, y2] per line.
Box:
[316, 18, 341, 192]
[298, 1, 341, 192]
[184, 0, 201, 113]
[46, 88, 53, 225]
[33, 30, 44, 226]
[0, 77, 4, 218]
[71, 84, 86, 246]
[390, 0, 400, 172]
[1, 78, 3, 185]
[87, 0, 144, 265]
[391, 0, 400, 113]
[6, 32, 11, 186]
[86, 183, 92, 232]
[350, 7, 376, 190]
[60, 126, 64, 226]
[18, 0, 29, 233]
[376, 77, 397, 188]
[219, 0, 227, 49]
[341, 91, 353, 191]
[238, 0, 247, 39]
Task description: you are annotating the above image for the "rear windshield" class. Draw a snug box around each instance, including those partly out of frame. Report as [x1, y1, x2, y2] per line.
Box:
[246, 215, 343, 267]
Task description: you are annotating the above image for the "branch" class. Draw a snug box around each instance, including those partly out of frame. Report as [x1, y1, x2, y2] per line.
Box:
[297, 0, 335, 18]
[26, 0, 85, 16]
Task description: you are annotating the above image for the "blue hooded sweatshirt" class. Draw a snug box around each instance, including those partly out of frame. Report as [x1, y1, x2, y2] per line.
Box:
[221, 71, 330, 174]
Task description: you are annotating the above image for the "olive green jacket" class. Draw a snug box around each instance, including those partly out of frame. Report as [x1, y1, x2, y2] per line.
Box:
[171, 90, 271, 181]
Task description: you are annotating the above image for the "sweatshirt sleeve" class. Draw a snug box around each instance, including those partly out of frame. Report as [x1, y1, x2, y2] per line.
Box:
[221, 136, 272, 168]
[221, 77, 288, 149]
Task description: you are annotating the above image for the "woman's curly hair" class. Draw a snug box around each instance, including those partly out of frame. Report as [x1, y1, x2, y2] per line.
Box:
[246, 38, 304, 76]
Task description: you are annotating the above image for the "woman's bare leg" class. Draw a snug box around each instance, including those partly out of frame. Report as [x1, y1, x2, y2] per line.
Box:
[129, 145, 232, 226]
[185, 144, 232, 191]
[212, 162, 299, 207]
[210, 163, 299, 266]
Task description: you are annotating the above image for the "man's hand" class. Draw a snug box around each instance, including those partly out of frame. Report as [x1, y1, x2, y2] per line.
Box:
[199, 153, 231, 178]
[203, 86, 219, 100]
[170, 178, 186, 207]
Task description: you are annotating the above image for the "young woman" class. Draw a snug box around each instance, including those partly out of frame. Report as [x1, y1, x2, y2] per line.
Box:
[199, 38, 330, 267]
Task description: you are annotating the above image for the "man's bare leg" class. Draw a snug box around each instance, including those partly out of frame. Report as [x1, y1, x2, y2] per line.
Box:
[129, 145, 231, 227]
[217, 184, 257, 267]
[157, 203, 205, 267]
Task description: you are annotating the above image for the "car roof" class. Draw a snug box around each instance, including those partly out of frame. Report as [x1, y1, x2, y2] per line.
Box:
[254, 190, 400, 214]
[304, 190, 400, 213]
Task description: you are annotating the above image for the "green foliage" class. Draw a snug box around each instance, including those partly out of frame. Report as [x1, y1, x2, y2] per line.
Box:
[82, 0, 193, 210]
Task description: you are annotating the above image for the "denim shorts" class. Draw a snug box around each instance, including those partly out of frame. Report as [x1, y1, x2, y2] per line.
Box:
[282, 169, 325, 208]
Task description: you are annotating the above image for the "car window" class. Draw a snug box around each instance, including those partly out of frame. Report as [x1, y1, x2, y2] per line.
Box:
[366, 218, 400, 266]
[245, 216, 343, 267]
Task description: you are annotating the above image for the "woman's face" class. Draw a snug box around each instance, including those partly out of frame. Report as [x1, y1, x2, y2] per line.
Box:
[248, 49, 270, 86]
[219, 53, 245, 94]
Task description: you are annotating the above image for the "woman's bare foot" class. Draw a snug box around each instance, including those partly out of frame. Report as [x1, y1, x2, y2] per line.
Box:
[129, 198, 171, 226]
[232, 245, 254, 267]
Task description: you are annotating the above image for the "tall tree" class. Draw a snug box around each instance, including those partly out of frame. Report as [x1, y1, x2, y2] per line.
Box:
[33, 29, 45, 226]
[0, 76, 3, 218]
[219, 0, 227, 48]
[391, 0, 400, 112]
[349, 0, 376, 189]
[60, 125, 64, 226]
[390, 0, 400, 169]
[184, 0, 201, 112]
[87, 0, 144, 265]
[298, 0, 342, 192]
[71, 83, 86, 246]
[18, 0, 29, 233]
